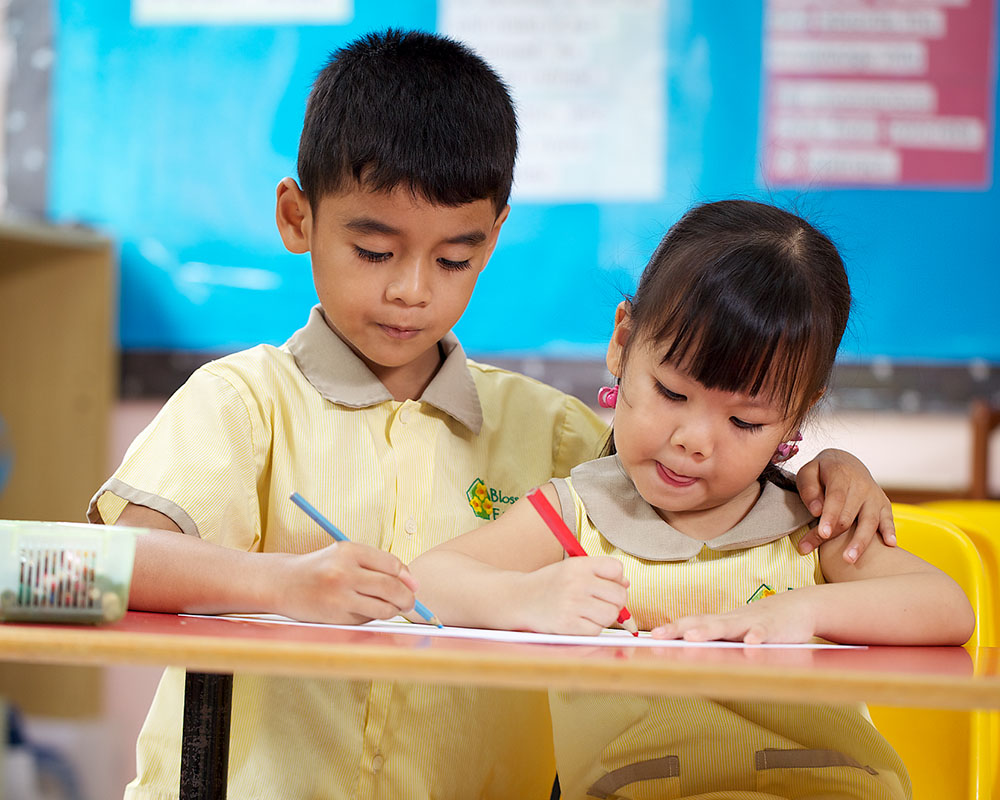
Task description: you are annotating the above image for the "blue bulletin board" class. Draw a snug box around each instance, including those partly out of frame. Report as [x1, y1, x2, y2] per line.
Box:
[50, 0, 1000, 362]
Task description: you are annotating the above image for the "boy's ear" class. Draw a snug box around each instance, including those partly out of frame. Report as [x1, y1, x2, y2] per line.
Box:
[480, 204, 510, 270]
[275, 177, 312, 254]
[605, 301, 631, 378]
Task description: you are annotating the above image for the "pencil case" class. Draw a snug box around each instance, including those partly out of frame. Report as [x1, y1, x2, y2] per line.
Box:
[0, 520, 138, 624]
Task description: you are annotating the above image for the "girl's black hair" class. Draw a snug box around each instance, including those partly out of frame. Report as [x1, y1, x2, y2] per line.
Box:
[606, 200, 851, 487]
[297, 29, 517, 216]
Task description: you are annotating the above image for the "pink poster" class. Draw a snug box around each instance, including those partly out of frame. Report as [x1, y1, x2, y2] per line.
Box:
[762, 0, 996, 187]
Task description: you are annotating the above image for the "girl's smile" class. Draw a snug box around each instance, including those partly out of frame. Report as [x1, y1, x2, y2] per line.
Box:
[656, 463, 698, 487]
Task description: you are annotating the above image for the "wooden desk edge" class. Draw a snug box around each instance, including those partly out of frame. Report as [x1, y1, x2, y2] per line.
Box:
[1, 623, 998, 711]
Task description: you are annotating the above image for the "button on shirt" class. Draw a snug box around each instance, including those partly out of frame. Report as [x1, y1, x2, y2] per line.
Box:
[91, 305, 607, 800]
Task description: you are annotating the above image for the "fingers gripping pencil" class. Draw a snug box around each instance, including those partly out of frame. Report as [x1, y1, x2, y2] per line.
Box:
[525, 487, 639, 635]
[289, 492, 443, 627]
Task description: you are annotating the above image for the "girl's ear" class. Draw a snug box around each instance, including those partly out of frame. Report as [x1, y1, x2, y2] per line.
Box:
[605, 301, 632, 378]
[275, 177, 312, 254]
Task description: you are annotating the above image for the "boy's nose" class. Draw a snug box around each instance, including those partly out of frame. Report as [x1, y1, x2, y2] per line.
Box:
[386, 261, 431, 306]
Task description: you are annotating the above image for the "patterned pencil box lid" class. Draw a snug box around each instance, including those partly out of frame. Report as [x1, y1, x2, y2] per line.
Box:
[0, 520, 140, 624]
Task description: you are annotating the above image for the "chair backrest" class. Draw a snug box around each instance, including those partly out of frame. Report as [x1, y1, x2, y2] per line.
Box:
[889, 504, 991, 646]
[867, 504, 994, 800]
[918, 500, 1000, 800]
[895, 503, 996, 648]
[920, 499, 1000, 643]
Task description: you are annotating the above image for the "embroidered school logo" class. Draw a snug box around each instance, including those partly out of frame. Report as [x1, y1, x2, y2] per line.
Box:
[465, 478, 518, 520]
[747, 583, 777, 604]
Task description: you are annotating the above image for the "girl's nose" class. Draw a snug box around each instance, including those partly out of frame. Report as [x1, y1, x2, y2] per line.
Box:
[386, 260, 431, 306]
[669, 422, 711, 459]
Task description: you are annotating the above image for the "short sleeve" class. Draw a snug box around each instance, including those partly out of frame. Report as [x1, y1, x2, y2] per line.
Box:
[87, 366, 266, 553]
[551, 396, 608, 479]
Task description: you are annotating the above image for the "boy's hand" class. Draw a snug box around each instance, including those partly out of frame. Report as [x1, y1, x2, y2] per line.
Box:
[795, 448, 896, 562]
[650, 593, 817, 645]
[523, 556, 630, 636]
[273, 542, 419, 625]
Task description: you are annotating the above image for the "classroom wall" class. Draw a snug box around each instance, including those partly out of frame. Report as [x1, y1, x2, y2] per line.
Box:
[42, 0, 1000, 365]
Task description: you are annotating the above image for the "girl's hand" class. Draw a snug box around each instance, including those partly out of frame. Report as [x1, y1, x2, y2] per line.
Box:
[271, 542, 418, 625]
[523, 556, 630, 636]
[650, 594, 817, 644]
[795, 448, 896, 562]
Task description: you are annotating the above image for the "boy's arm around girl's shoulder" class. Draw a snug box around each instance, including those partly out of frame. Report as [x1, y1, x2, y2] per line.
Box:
[551, 392, 609, 478]
[471, 360, 608, 477]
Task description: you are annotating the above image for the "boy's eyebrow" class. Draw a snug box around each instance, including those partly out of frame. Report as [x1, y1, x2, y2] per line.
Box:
[344, 216, 488, 246]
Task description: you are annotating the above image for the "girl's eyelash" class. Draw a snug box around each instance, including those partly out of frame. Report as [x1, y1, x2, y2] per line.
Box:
[654, 382, 684, 401]
[439, 257, 472, 271]
[655, 376, 767, 432]
[730, 417, 765, 432]
[655, 379, 765, 431]
[355, 247, 391, 263]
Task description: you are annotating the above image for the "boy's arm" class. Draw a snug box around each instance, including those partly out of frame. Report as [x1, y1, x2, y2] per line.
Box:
[795, 449, 897, 560]
[408, 484, 629, 634]
[652, 533, 974, 645]
[118, 502, 419, 624]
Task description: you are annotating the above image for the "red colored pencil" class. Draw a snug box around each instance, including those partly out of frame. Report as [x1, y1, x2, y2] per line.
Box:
[525, 487, 639, 635]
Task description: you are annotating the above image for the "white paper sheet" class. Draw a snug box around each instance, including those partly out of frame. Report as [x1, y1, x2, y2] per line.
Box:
[182, 613, 862, 649]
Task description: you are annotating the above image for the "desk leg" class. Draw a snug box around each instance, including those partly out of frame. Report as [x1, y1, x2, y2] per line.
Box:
[180, 671, 233, 800]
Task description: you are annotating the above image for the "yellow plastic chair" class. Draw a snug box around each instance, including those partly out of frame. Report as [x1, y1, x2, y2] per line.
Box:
[920, 500, 1000, 642]
[919, 500, 1000, 799]
[867, 504, 994, 800]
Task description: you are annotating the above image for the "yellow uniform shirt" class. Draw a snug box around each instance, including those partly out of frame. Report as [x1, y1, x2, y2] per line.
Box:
[547, 457, 910, 800]
[89, 306, 607, 800]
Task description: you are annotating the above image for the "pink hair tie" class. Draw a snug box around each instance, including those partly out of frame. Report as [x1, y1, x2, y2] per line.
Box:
[597, 385, 619, 409]
[771, 431, 803, 464]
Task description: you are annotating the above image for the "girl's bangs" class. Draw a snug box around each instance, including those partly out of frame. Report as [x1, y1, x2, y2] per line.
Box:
[647, 279, 817, 420]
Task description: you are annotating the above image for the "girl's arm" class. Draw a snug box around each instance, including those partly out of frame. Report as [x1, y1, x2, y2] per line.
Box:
[652, 532, 974, 645]
[809, 528, 975, 644]
[408, 483, 630, 634]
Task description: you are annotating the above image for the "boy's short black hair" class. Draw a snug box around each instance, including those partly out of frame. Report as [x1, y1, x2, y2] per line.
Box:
[297, 29, 517, 215]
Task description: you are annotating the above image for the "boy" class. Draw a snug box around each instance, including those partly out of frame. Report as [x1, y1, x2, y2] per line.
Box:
[90, 29, 894, 799]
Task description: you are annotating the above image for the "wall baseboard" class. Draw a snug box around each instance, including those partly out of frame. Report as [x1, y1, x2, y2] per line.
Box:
[120, 351, 1000, 413]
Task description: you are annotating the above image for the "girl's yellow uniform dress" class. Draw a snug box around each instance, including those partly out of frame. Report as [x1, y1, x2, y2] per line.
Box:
[549, 455, 911, 800]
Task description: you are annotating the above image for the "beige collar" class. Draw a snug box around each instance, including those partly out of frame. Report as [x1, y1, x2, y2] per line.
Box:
[285, 305, 483, 434]
[568, 455, 815, 561]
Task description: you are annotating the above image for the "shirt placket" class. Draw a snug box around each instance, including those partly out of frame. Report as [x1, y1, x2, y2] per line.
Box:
[388, 399, 430, 562]
[356, 399, 432, 798]
[356, 680, 393, 799]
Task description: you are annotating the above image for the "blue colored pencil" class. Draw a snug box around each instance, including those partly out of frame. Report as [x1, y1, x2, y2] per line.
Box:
[289, 492, 443, 628]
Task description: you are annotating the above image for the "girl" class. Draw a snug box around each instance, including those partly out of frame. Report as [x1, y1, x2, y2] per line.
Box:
[409, 200, 974, 799]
